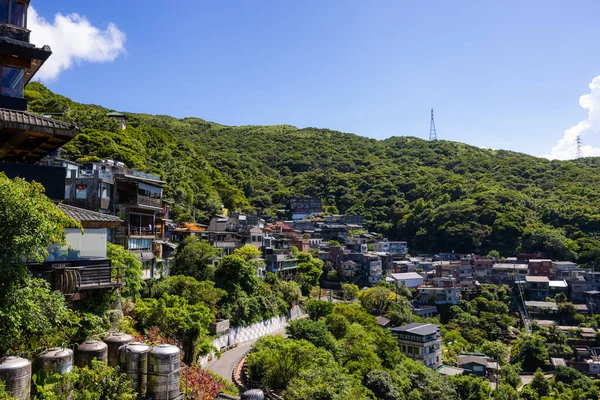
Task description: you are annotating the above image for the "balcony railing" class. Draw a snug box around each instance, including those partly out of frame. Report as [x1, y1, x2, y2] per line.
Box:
[117, 193, 162, 208]
[29, 261, 124, 295]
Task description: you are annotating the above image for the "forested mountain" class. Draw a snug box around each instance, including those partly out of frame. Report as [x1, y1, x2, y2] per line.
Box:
[25, 82, 600, 263]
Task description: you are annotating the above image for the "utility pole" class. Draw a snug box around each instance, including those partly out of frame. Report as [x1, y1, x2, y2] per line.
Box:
[429, 109, 438, 141]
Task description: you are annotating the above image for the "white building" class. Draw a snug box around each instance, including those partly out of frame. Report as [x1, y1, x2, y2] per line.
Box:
[417, 285, 461, 305]
[390, 323, 442, 369]
[389, 272, 424, 288]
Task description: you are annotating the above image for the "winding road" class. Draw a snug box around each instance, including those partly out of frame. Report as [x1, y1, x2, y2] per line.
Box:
[207, 328, 287, 381]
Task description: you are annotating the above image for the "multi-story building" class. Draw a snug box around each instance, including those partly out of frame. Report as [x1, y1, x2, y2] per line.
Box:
[113, 168, 166, 280]
[553, 261, 578, 279]
[473, 258, 494, 279]
[528, 259, 552, 277]
[417, 285, 462, 305]
[390, 323, 442, 369]
[490, 263, 528, 283]
[524, 276, 550, 300]
[0, 1, 78, 163]
[372, 241, 408, 256]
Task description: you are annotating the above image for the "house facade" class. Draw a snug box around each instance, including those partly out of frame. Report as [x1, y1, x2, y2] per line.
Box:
[390, 323, 442, 369]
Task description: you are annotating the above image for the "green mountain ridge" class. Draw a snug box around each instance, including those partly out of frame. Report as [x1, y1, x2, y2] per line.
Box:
[24, 82, 600, 264]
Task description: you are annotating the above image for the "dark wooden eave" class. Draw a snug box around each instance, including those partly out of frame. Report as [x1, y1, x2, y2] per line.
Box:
[58, 203, 123, 229]
[0, 108, 78, 163]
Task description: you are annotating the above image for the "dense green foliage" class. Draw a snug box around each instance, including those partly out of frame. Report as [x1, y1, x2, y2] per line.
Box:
[25, 82, 600, 263]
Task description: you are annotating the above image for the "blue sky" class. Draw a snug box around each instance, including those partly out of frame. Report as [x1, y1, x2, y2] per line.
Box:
[31, 1, 600, 159]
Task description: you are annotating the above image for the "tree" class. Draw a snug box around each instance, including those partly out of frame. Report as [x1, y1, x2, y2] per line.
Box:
[107, 243, 143, 299]
[449, 375, 491, 400]
[215, 255, 259, 294]
[286, 319, 337, 353]
[172, 236, 221, 281]
[305, 299, 334, 320]
[511, 333, 548, 372]
[529, 370, 550, 398]
[0, 173, 76, 294]
[359, 286, 395, 313]
[364, 370, 400, 400]
[51, 360, 137, 400]
[327, 240, 341, 246]
[501, 364, 522, 389]
[480, 340, 509, 365]
[296, 253, 324, 293]
[152, 275, 226, 315]
[0, 278, 80, 354]
[246, 335, 335, 391]
[234, 244, 262, 261]
[342, 283, 359, 301]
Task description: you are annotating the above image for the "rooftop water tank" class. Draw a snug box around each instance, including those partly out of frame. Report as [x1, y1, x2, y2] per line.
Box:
[118, 342, 151, 397]
[38, 348, 73, 375]
[0, 356, 31, 400]
[75, 340, 108, 368]
[104, 332, 133, 367]
[147, 344, 181, 400]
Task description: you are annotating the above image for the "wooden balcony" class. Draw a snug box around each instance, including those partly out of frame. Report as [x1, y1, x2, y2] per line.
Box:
[28, 259, 124, 296]
[116, 193, 162, 209]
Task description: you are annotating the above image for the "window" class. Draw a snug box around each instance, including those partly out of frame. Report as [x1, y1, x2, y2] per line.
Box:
[9, 0, 24, 27]
[0, 0, 26, 26]
[1, 65, 23, 98]
[0, 0, 6, 23]
[75, 184, 87, 200]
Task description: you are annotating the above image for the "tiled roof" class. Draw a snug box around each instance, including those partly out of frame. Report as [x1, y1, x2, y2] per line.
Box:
[0, 108, 78, 134]
[58, 203, 122, 228]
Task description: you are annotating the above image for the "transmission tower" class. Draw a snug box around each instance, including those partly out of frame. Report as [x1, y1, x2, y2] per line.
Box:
[429, 109, 437, 141]
[576, 135, 583, 159]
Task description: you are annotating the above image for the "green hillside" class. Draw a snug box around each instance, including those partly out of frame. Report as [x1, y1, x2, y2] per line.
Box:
[25, 82, 600, 263]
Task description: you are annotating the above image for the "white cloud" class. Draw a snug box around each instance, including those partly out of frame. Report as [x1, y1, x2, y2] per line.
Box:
[544, 76, 600, 160]
[28, 7, 126, 81]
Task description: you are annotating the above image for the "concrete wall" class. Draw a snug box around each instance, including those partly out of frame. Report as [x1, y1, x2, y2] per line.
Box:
[199, 305, 305, 368]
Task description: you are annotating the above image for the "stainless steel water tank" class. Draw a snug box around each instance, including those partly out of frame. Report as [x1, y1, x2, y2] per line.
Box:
[118, 342, 151, 397]
[241, 389, 265, 400]
[0, 356, 31, 400]
[38, 348, 73, 375]
[75, 340, 108, 368]
[147, 344, 181, 400]
[104, 332, 133, 367]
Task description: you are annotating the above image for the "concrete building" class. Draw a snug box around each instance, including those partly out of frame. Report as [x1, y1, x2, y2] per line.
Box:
[528, 259, 553, 277]
[417, 285, 462, 305]
[390, 323, 442, 369]
[388, 272, 424, 288]
[524, 276, 550, 300]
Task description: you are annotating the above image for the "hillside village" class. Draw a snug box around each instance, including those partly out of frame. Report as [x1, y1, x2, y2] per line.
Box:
[2, 2, 600, 399]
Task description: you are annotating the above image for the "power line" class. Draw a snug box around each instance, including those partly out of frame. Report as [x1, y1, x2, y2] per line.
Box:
[429, 109, 437, 141]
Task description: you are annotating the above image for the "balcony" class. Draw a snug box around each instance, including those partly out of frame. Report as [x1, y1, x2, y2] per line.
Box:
[116, 224, 158, 238]
[116, 193, 162, 209]
[214, 241, 239, 249]
[28, 260, 124, 295]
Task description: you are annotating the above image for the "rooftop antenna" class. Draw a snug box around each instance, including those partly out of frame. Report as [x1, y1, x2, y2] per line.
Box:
[429, 109, 437, 141]
[576, 135, 583, 159]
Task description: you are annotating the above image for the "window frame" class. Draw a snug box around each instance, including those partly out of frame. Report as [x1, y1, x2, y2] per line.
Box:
[5, 0, 27, 28]
[0, 64, 24, 98]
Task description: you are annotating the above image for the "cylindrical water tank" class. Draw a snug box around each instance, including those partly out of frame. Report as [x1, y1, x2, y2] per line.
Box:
[118, 342, 151, 396]
[75, 340, 108, 368]
[104, 332, 133, 367]
[147, 344, 181, 400]
[242, 389, 265, 400]
[38, 348, 73, 375]
[0, 356, 31, 400]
